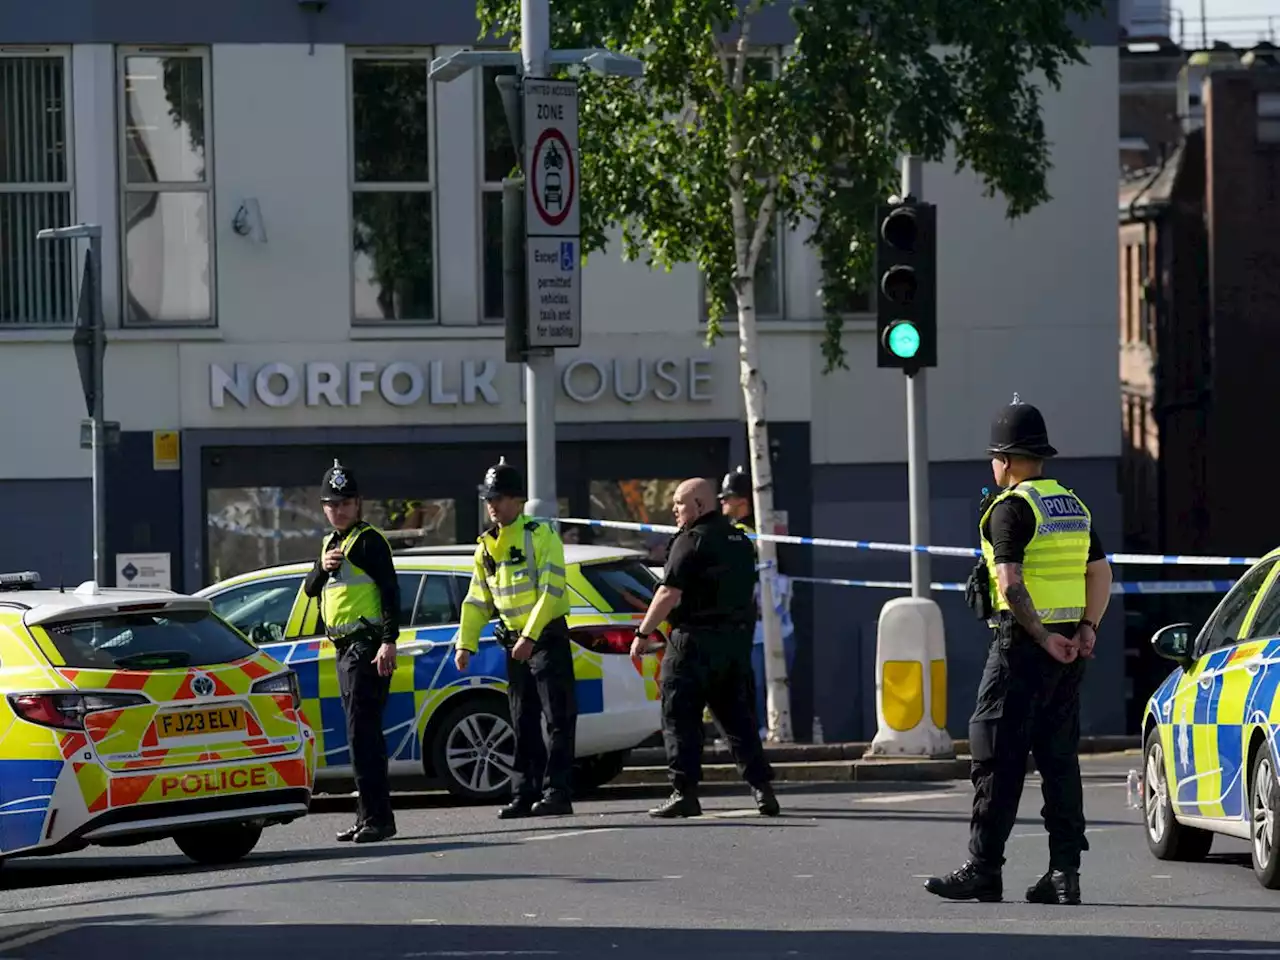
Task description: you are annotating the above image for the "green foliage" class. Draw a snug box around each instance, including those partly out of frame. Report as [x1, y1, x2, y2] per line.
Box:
[475, 0, 1104, 371]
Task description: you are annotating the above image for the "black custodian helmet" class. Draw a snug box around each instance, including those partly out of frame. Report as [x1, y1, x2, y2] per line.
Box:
[719, 465, 751, 500]
[986, 394, 1058, 459]
[480, 457, 524, 500]
[320, 458, 360, 502]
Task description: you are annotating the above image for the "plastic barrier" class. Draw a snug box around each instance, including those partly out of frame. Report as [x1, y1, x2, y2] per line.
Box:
[867, 598, 954, 759]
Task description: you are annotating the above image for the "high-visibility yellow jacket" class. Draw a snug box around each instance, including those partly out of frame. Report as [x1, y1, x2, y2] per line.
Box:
[458, 515, 570, 653]
[320, 522, 391, 639]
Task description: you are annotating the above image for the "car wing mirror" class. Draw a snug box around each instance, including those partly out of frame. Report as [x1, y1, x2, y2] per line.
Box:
[1151, 622, 1195, 666]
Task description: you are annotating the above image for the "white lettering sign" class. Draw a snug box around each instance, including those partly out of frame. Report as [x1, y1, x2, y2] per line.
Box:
[208, 358, 711, 409]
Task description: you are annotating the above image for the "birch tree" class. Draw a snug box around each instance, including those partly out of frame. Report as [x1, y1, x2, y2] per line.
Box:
[475, 0, 1104, 742]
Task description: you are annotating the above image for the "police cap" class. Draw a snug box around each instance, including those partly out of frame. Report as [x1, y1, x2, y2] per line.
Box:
[320, 458, 360, 502]
[986, 395, 1058, 459]
[480, 457, 523, 500]
[719, 466, 751, 500]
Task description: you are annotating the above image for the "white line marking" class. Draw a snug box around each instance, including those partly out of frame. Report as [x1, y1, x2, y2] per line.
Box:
[662, 875, 683, 880]
[794, 874, 814, 879]
[557, 917, 583, 922]
[520, 828, 620, 842]
[702, 809, 762, 818]
[411, 919, 441, 924]
[1010, 825, 1130, 840]
[347, 858, 379, 866]
[911, 874, 933, 879]
[1152, 874, 1172, 879]
[853, 791, 955, 804]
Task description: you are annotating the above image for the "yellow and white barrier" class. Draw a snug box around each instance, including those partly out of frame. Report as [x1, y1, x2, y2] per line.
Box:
[865, 597, 954, 759]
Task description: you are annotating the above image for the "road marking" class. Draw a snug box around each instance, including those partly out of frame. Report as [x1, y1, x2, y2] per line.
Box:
[521, 828, 620, 842]
[412, 919, 441, 924]
[662, 875, 683, 879]
[852, 791, 956, 804]
[794, 874, 814, 879]
[702, 809, 763, 818]
[347, 858, 380, 866]
[0, 922, 78, 952]
[557, 917, 583, 922]
[1152, 874, 1172, 879]
[1010, 824, 1130, 840]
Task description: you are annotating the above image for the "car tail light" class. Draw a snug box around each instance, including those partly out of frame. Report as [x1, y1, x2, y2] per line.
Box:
[568, 625, 666, 655]
[252, 671, 301, 709]
[8, 692, 149, 730]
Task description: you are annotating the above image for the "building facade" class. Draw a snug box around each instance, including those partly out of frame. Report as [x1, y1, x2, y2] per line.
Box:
[0, 0, 1122, 740]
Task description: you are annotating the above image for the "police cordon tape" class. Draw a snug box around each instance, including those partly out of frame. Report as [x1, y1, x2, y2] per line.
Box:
[548, 515, 1261, 566]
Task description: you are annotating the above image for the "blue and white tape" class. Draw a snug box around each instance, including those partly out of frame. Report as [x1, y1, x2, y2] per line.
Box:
[549, 516, 1262, 568]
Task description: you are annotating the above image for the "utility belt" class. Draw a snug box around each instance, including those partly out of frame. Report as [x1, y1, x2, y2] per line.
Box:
[327, 616, 383, 651]
[494, 615, 568, 649]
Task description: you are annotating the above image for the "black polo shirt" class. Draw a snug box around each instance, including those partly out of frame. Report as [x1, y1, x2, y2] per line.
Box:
[661, 512, 757, 630]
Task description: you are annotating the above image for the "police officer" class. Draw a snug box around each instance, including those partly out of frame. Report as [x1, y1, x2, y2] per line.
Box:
[303, 459, 401, 844]
[719, 466, 755, 533]
[455, 458, 578, 819]
[631, 477, 780, 819]
[925, 398, 1112, 904]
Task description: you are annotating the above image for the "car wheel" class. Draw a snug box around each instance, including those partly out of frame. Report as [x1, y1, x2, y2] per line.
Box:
[430, 696, 517, 802]
[1250, 744, 1280, 888]
[571, 750, 630, 797]
[173, 822, 264, 866]
[1144, 727, 1213, 861]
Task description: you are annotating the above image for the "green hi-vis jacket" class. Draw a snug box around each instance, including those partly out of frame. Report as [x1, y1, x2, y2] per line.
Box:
[458, 515, 569, 653]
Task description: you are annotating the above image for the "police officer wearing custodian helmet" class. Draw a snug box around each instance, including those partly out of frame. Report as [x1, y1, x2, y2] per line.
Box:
[926, 397, 1112, 905]
[455, 458, 578, 818]
[303, 459, 401, 843]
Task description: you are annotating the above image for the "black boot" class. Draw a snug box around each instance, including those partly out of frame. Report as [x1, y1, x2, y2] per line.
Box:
[498, 796, 537, 820]
[1025, 868, 1081, 905]
[924, 860, 1003, 902]
[531, 792, 574, 816]
[753, 784, 780, 817]
[353, 821, 398, 844]
[648, 791, 702, 818]
[336, 821, 363, 842]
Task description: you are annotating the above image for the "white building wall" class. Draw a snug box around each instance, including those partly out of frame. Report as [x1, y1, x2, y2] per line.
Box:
[0, 42, 1118, 476]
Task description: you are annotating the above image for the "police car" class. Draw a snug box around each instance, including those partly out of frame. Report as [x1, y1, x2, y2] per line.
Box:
[1142, 546, 1280, 889]
[0, 572, 315, 869]
[198, 544, 665, 802]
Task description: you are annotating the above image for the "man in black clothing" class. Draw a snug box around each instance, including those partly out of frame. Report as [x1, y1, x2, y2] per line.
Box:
[926, 400, 1112, 904]
[302, 459, 401, 844]
[631, 477, 780, 819]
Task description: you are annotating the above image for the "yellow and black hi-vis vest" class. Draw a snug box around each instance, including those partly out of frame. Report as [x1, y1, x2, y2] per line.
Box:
[980, 478, 1091, 625]
[320, 522, 390, 639]
[458, 515, 569, 653]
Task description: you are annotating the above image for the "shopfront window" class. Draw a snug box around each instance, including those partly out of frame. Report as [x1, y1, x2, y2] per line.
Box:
[205, 487, 456, 584]
[588, 479, 681, 564]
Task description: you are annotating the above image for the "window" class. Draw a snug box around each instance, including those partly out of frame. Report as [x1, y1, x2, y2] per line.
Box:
[579, 559, 659, 615]
[350, 52, 436, 324]
[1245, 572, 1280, 641]
[1194, 557, 1279, 657]
[589, 479, 681, 564]
[208, 575, 305, 645]
[397, 573, 423, 627]
[43, 608, 257, 670]
[1, 50, 75, 326]
[480, 64, 518, 323]
[412, 573, 457, 626]
[119, 47, 214, 325]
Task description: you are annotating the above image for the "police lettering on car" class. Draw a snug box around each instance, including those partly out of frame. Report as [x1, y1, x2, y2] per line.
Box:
[302, 459, 401, 844]
[455, 458, 579, 819]
[927, 398, 1113, 905]
[631, 477, 780, 818]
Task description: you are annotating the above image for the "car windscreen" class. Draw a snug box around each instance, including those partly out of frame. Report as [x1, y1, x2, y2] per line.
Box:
[40, 608, 259, 670]
[579, 560, 658, 614]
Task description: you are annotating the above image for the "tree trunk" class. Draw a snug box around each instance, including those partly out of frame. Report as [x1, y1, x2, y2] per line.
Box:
[731, 257, 794, 744]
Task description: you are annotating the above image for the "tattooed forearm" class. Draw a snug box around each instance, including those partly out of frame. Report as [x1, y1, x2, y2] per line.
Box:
[1003, 577, 1049, 643]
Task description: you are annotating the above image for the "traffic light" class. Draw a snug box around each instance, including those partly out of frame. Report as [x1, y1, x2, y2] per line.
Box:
[874, 197, 937, 374]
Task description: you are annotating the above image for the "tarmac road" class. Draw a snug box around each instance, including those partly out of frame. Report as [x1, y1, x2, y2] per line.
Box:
[0, 754, 1276, 959]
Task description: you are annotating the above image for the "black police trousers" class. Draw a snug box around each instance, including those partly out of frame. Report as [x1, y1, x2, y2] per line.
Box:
[506, 618, 578, 801]
[660, 627, 773, 794]
[336, 636, 394, 827]
[968, 625, 1088, 871]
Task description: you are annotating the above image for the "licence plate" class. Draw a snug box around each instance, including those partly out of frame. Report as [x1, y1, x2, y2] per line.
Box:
[158, 707, 245, 738]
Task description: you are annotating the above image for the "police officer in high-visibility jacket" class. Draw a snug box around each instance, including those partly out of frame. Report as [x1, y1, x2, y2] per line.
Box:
[302, 459, 401, 844]
[454, 458, 577, 819]
[926, 398, 1112, 905]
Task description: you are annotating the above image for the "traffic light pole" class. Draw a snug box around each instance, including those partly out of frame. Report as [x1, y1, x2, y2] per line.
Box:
[902, 155, 931, 598]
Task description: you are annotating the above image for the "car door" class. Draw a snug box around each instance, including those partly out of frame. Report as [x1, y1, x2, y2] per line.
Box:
[1171, 556, 1279, 820]
[386, 572, 461, 767]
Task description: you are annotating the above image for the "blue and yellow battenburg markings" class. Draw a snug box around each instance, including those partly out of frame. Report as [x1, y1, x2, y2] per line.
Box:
[0, 759, 62, 854]
[1149, 638, 1280, 820]
[260, 622, 608, 767]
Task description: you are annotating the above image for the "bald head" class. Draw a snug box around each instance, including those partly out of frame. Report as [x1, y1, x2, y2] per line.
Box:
[673, 477, 715, 527]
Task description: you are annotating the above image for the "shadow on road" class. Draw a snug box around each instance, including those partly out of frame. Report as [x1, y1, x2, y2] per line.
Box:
[12, 918, 1280, 960]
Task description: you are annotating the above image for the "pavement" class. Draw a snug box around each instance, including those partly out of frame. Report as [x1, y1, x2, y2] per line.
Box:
[0, 753, 1278, 958]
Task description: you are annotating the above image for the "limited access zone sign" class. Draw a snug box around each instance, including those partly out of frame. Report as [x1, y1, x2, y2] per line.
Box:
[523, 77, 581, 350]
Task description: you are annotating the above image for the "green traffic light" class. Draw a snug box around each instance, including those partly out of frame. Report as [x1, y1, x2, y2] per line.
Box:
[886, 321, 920, 359]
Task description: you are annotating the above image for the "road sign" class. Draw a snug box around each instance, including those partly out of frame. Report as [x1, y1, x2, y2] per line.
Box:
[523, 78, 579, 238]
[526, 235, 581, 349]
